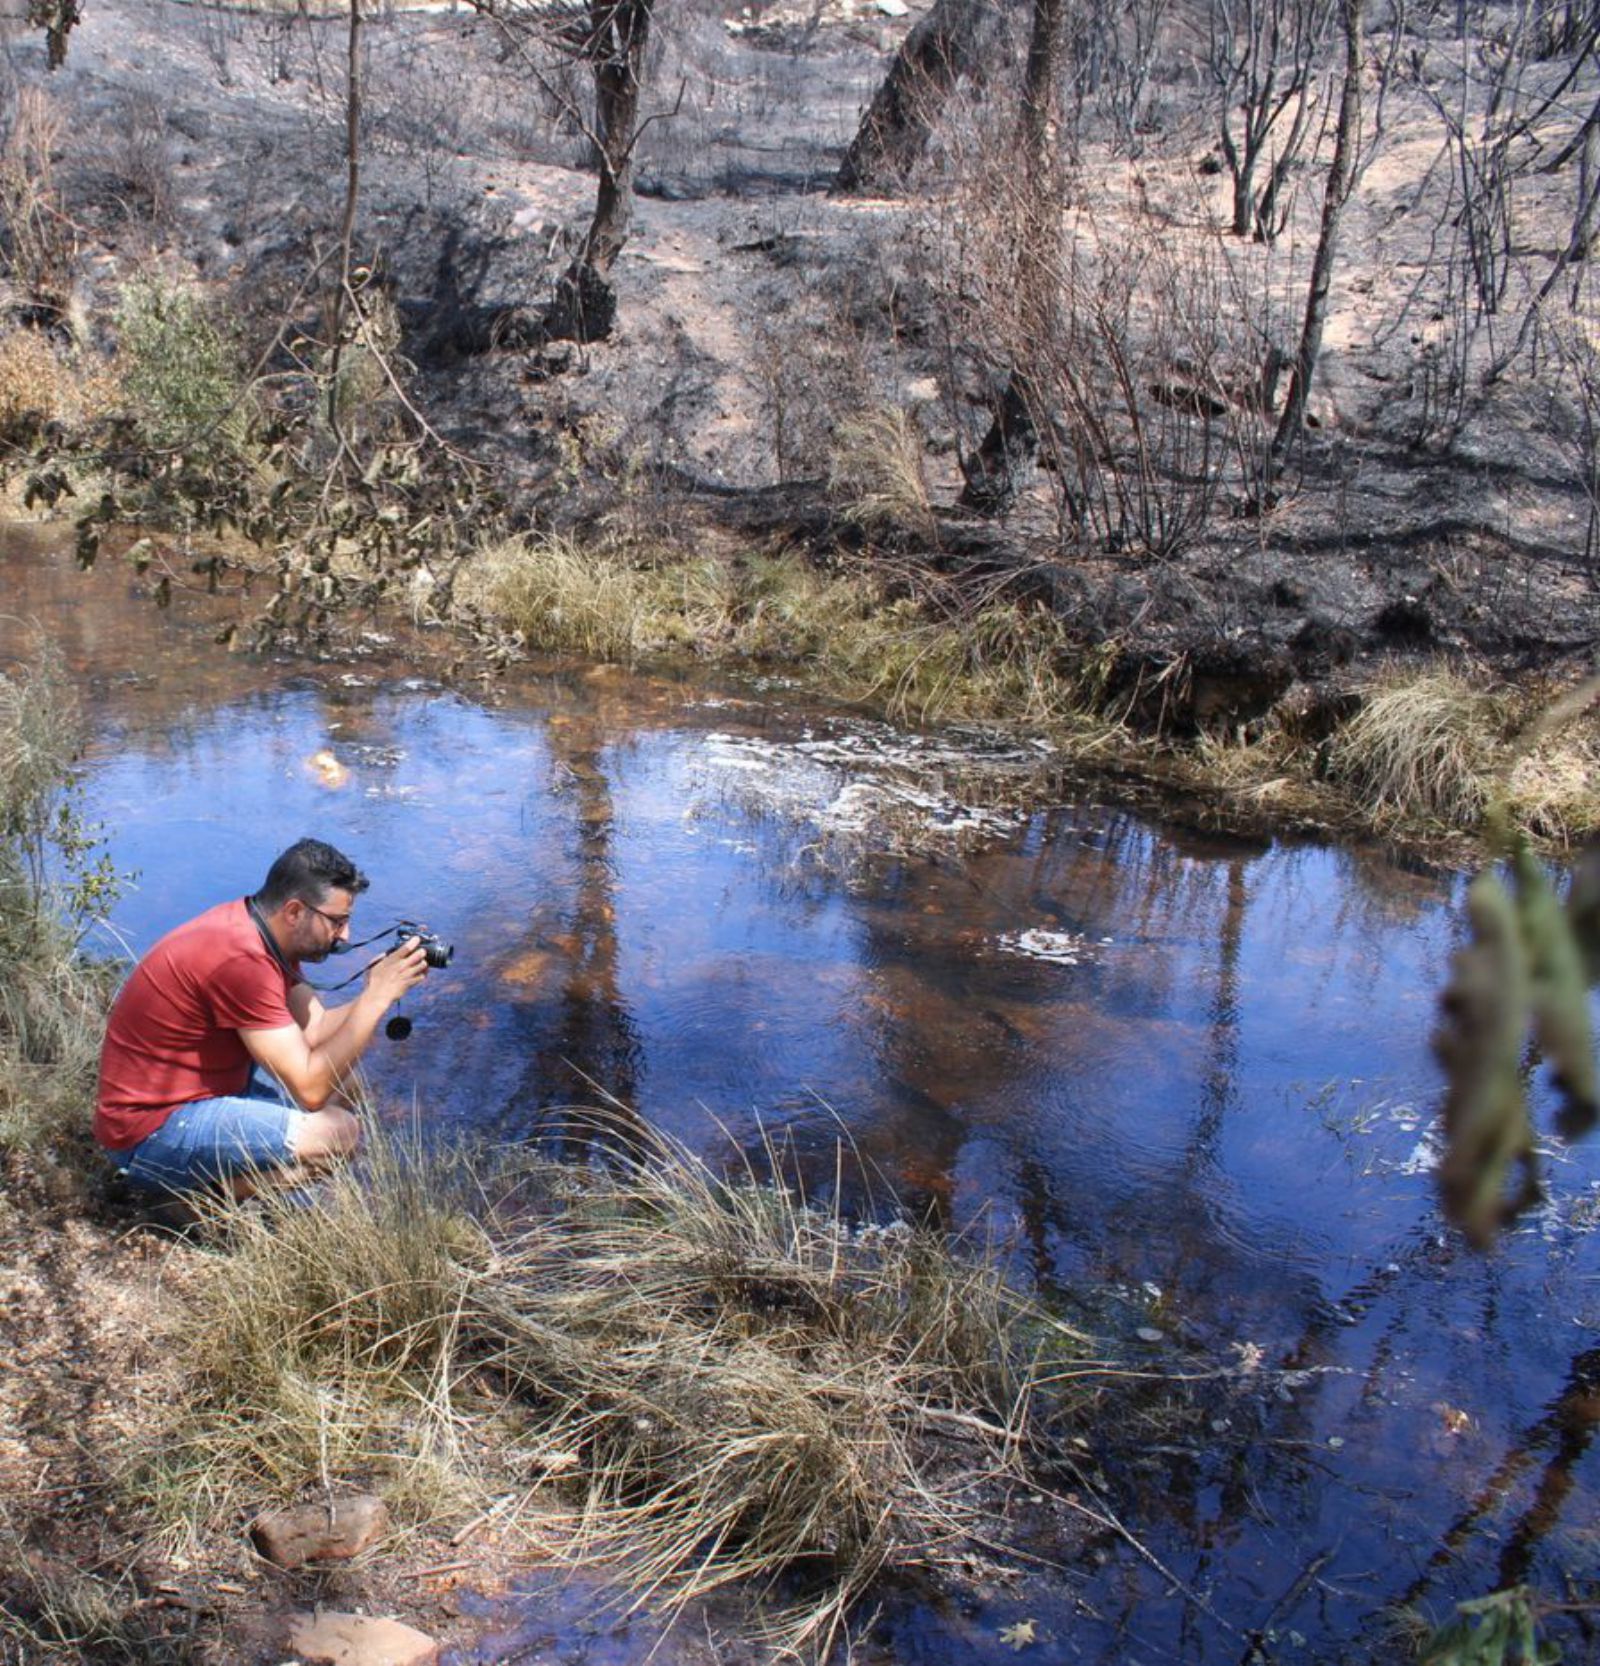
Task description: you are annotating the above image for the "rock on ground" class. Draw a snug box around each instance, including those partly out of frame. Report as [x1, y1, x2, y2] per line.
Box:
[251, 1495, 390, 1570]
[288, 1610, 439, 1666]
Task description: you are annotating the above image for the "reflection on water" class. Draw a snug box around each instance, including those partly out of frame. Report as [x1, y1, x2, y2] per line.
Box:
[5, 531, 1598, 1662]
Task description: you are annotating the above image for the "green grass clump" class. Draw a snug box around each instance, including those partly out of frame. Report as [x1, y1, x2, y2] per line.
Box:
[460, 532, 739, 662]
[466, 533, 1088, 730]
[136, 1114, 1089, 1654]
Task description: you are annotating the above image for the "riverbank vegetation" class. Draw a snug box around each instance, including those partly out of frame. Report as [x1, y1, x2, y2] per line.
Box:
[144, 1116, 1086, 1659]
[0, 651, 120, 1212]
[461, 533, 1600, 846]
[1, 0, 1598, 851]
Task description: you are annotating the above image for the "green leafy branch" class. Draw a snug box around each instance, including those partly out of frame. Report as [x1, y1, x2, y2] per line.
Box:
[1419, 1586, 1563, 1666]
[1433, 676, 1600, 1247]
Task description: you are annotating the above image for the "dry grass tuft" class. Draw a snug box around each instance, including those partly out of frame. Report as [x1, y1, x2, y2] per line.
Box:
[0, 1506, 204, 1664]
[0, 88, 79, 328]
[1505, 733, 1600, 845]
[134, 1132, 500, 1546]
[827, 405, 934, 536]
[1500, 677, 1600, 846]
[472, 1114, 1069, 1653]
[0, 329, 73, 436]
[140, 1115, 1090, 1654]
[1326, 668, 1508, 828]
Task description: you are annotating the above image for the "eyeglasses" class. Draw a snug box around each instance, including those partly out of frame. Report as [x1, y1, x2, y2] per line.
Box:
[304, 901, 353, 931]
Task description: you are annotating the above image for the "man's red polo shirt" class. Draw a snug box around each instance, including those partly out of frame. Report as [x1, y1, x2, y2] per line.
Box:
[95, 898, 298, 1150]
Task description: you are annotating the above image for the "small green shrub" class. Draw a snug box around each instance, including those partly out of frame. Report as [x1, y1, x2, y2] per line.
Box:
[0, 653, 123, 1195]
[115, 275, 250, 456]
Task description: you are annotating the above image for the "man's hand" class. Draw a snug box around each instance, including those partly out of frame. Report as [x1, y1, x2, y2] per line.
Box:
[245, 939, 431, 1111]
[367, 936, 429, 1008]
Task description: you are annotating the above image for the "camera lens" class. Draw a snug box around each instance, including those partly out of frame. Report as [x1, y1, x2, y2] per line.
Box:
[424, 939, 453, 969]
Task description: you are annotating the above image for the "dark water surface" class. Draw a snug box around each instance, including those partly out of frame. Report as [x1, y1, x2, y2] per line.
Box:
[5, 529, 1597, 1664]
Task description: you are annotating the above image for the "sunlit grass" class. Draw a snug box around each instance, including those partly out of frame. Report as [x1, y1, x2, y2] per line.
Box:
[130, 1114, 1092, 1654]
[1322, 667, 1600, 841]
[464, 532, 1103, 732]
[458, 532, 739, 662]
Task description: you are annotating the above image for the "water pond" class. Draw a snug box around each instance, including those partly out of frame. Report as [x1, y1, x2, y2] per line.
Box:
[5, 527, 1597, 1664]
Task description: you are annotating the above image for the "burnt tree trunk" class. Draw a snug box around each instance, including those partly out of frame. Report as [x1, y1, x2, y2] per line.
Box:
[27, 0, 81, 67]
[547, 0, 655, 342]
[460, 0, 658, 350]
[960, 0, 1066, 515]
[834, 0, 992, 194]
[1273, 0, 1363, 449]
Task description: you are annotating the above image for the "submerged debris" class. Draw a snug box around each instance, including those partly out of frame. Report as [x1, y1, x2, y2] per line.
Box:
[692, 718, 1050, 859]
[995, 929, 1110, 965]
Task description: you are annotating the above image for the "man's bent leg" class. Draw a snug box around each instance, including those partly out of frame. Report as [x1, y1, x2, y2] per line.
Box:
[108, 1095, 347, 1201]
[287, 1105, 361, 1172]
[242, 1065, 361, 1184]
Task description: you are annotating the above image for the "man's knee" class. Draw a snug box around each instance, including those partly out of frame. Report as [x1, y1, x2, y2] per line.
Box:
[291, 1106, 361, 1166]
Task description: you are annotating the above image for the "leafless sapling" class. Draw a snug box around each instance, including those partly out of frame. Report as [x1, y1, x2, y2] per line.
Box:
[1205, 0, 1337, 240]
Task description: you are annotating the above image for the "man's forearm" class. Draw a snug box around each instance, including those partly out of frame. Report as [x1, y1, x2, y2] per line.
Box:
[304, 997, 360, 1050]
[305, 987, 393, 1103]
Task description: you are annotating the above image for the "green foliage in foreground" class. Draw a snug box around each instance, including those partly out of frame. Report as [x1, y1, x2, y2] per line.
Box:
[1431, 676, 1600, 1247]
[0, 651, 125, 1195]
[1434, 842, 1600, 1246]
[136, 1116, 1092, 1657]
[1419, 1587, 1562, 1666]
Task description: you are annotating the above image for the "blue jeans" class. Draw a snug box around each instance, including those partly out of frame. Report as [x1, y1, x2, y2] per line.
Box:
[106, 1068, 305, 1197]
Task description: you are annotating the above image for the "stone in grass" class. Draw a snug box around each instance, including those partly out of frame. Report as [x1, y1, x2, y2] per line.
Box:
[288, 1610, 439, 1666]
[251, 1495, 389, 1570]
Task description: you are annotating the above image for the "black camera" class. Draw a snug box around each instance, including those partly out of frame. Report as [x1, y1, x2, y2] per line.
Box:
[395, 920, 454, 969]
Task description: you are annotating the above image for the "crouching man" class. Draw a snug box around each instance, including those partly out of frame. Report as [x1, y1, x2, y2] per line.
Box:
[95, 837, 428, 1202]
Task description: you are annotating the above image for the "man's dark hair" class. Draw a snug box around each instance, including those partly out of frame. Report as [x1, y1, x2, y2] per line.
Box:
[256, 838, 370, 910]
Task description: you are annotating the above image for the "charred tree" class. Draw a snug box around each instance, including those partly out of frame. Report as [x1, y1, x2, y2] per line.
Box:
[469, 0, 659, 346]
[547, 0, 655, 341]
[834, 0, 995, 194]
[1273, 0, 1364, 448]
[959, 0, 1066, 515]
[26, 0, 81, 68]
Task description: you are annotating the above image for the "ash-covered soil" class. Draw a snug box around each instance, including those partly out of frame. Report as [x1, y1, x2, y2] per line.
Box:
[4, 0, 1598, 722]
